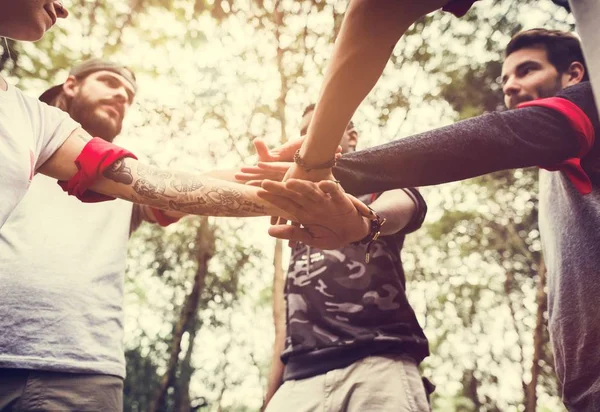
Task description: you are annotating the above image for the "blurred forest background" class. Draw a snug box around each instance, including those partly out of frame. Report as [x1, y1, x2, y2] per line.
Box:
[1, 0, 577, 410]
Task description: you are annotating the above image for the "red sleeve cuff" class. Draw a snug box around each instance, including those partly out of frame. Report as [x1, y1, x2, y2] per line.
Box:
[442, 0, 478, 17]
[58, 137, 138, 202]
[518, 97, 595, 195]
[150, 208, 181, 227]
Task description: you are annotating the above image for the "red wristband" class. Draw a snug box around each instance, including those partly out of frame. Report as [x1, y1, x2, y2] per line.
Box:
[58, 137, 137, 202]
[150, 208, 181, 227]
[518, 97, 595, 195]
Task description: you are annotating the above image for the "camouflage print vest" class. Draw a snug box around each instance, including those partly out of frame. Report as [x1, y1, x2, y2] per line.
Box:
[282, 193, 429, 381]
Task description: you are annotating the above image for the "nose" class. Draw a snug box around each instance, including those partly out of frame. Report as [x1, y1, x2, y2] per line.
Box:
[113, 87, 129, 106]
[503, 75, 520, 97]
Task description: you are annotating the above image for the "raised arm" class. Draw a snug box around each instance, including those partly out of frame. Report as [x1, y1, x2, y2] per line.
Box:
[334, 82, 598, 195]
[290, 0, 448, 180]
[38, 128, 294, 219]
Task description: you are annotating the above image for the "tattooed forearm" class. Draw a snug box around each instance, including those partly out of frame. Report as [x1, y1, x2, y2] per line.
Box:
[170, 177, 204, 192]
[104, 159, 133, 184]
[102, 159, 278, 217]
[137, 163, 173, 179]
[240, 200, 266, 214]
[169, 188, 266, 216]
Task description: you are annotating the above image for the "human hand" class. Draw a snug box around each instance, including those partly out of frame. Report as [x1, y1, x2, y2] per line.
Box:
[257, 179, 372, 249]
[234, 161, 291, 186]
[237, 137, 342, 186]
[253, 137, 305, 162]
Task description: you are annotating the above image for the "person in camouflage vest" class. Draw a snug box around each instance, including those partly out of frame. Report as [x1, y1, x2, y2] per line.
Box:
[263, 105, 431, 412]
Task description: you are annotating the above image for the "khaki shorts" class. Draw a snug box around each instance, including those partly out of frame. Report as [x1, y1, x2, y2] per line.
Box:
[0, 368, 123, 412]
[266, 355, 431, 412]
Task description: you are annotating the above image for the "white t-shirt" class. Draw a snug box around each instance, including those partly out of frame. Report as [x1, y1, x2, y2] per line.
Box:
[0, 174, 135, 378]
[0, 80, 79, 228]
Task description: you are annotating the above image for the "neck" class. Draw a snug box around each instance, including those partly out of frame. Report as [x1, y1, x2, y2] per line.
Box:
[0, 75, 7, 91]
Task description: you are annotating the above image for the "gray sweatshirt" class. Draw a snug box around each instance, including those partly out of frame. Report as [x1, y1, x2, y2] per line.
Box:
[334, 82, 600, 411]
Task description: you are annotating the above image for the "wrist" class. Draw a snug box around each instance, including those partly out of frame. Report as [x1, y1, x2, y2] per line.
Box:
[352, 216, 371, 243]
[288, 163, 334, 182]
[352, 206, 387, 263]
[294, 149, 337, 173]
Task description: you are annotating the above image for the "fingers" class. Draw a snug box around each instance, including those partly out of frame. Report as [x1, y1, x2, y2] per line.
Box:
[235, 163, 289, 183]
[346, 194, 373, 217]
[318, 180, 347, 202]
[318, 180, 371, 217]
[238, 162, 290, 173]
[234, 171, 281, 182]
[257, 188, 304, 219]
[253, 138, 274, 162]
[261, 180, 307, 207]
[239, 165, 264, 174]
[286, 179, 328, 204]
[257, 161, 292, 171]
[278, 137, 305, 161]
[268, 224, 314, 244]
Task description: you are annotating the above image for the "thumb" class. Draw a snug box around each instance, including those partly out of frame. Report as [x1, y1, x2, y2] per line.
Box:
[254, 138, 274, 162]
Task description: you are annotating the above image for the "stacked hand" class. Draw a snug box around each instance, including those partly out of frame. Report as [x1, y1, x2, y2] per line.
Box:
[257, 179, 372, 250]
[236, 137, 371, 249]
[234, 138, 342, 185]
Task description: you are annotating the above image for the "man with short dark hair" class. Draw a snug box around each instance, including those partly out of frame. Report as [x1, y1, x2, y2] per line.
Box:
[263, 105, 430, 412]
[0, 58, 184, 411]
[261, 28, 600, 411]
[289, 0, 600, 183]
[503, 29, 589, 106]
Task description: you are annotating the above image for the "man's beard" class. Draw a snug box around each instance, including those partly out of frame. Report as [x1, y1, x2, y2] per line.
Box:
[68, 94, 121, 142]
[509, 77, 564, 109]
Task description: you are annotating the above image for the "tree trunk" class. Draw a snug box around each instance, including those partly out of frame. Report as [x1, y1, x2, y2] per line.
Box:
[173, 315, 199, 412]
[152, 218, 216, 412]
[525, 257, 547, 412]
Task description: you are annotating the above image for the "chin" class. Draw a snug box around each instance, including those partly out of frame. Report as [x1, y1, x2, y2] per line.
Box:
[7, 26, 45, 42]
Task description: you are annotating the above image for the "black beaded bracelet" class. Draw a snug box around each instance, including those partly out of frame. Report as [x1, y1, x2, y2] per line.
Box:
[352, 206, 386, 263]
[293, 149, 337, 172]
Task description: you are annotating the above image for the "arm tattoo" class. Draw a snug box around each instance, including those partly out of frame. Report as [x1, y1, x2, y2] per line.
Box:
[104, 160, 269, 217]
[170, 177, 204, 192]
[169, 188, 265, 215]
[104, 159, 133, 184]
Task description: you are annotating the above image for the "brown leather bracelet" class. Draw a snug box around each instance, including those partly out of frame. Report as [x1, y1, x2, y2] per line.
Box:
[293, 149, 337, 172]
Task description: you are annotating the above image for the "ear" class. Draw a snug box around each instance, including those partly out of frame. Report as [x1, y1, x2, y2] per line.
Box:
[562, 61, 586, 87]
[62, 75, 79, 98]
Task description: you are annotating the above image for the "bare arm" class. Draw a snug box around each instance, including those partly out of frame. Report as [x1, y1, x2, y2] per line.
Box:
[369, 189, 419, 236]
[297, 0, 447, 170]
[38, 128, 294, 219]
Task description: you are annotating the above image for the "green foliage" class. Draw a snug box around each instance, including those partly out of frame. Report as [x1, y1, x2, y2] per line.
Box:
[124, 347, 162, 412]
